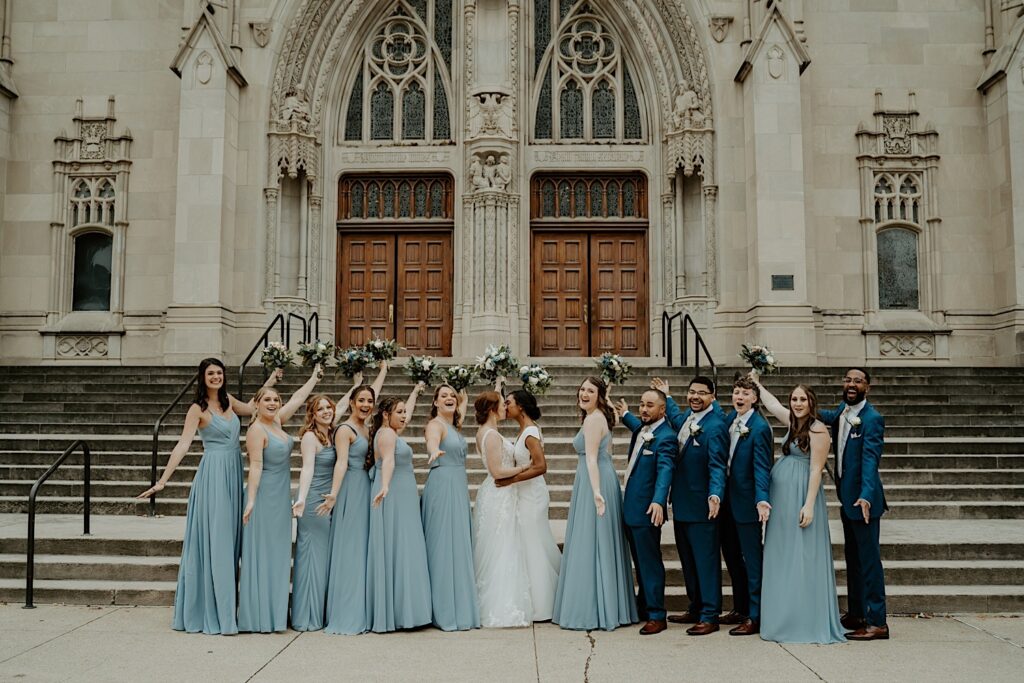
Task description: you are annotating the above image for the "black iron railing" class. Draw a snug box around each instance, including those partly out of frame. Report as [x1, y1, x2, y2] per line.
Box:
[662, 311, 717, 386]
[237, 313, 286, 398]
[286, 312, 308, 349]
[25, 440, 91, 608]
[148, 371, 198, 518]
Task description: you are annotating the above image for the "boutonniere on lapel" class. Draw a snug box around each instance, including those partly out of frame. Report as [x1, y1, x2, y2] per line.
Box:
[847, 416, 862, 428]
[738, 425, 751, 439]
[641, 431, 655, 445]
[688, 422, 702, 437]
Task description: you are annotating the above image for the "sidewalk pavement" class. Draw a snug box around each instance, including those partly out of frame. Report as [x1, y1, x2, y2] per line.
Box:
[0, 606, 1022, 682]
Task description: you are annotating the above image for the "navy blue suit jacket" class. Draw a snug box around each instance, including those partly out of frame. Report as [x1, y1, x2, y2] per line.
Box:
[665, 397, 728, 523]
[620, 411, 677, 528]
[819, 401, 887, 520]
[723, 409, 774, 524]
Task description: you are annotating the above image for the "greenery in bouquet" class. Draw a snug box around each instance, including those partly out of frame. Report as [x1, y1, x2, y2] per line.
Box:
[405, 355, 443, 386]
[364, 336, 400, 362]
[475, 344, 519, 382]
[335, 346, 375, 378]
[519, 364, 553, 396]
[296, 339, 335, 369]
[443, 364, 479, 392]
[594, 352, 631, 385]
[739, 344, 779, 374]
[261, 341, 294, 371]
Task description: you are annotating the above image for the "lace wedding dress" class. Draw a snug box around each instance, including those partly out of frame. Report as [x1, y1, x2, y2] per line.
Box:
[473, 429, 532, 627]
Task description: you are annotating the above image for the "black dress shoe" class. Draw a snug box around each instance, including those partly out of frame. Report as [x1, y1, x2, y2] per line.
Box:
[667, 612, 699, 624]
[840, 613, 866, 631]
[719, 610, 746, 625]
[846, 625, 890, 641]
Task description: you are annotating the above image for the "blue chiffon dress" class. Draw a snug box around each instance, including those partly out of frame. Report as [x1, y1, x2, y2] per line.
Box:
[290, 438, 336, 631]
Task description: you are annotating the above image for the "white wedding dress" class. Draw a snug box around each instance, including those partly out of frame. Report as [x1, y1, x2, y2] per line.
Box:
[511, 425, 561, 621]
[473, 429, 532, 627]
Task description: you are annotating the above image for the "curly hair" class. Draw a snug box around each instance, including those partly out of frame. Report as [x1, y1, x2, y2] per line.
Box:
[429, 383, 463, 429]
[365, 396, 403, 471]
[578, 376, 615, 430]
[783, 384, 819, 454]
[300, 394, 335, 446]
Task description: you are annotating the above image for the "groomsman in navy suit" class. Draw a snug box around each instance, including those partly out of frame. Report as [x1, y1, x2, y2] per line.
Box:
[819, 368, 889, 641]
[657, 376, 729, 635]
[718, 375, 774, 636]
[615, 390, 678, 635]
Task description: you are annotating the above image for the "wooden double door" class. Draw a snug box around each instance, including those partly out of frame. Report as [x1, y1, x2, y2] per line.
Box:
[336, 232, 453, 354]
[530, 231, 648, 356]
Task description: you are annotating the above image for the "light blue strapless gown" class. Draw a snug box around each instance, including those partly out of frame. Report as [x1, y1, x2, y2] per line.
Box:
[366, 434, 433, 633]
[324, 426, 372, 635]
[552, 430, 638, 631]
[238, 428, 294, 633]
[290, 442, 336, 631]
[421, 422, 480, 631]
[760, 440, 846, 644]
[172, 411, 243, 635]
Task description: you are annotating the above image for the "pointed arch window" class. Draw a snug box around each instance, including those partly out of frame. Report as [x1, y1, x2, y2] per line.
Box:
[344, 1, 454, 144]
[873, 172, 923, 311]
[532, 0, 645, 143]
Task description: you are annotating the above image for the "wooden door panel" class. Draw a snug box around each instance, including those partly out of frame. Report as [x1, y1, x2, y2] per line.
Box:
[337, 234, 395, 347]
[590, 233, 647, 356]
[397, 233, 452, 355]
[531, 233, 588, 356]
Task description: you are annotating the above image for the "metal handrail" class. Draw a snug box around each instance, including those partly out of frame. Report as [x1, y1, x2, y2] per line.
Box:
[148, 372, 198, 518]
[662, 311, 718, 387]
[25, 440, 91, 608]
[308, 311, 319, 340]
[238, 313, 286, 398]
[286, 312, 308, 348]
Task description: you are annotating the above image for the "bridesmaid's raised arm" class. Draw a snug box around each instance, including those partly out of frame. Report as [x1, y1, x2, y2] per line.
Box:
[457, 389, 469, 426]
[333, 372, 363, 423]
[583, 412, 607, 517]
[232, 369, 282, 417]
[750, 371, 789, 424]
[370, 360, 389, 398]
[799, 424, 831, 529]
[403, 382, 426, 424]
[137, 403, 203, 499]
[371, 428, 398, 507]
[279, 366, 323, 422]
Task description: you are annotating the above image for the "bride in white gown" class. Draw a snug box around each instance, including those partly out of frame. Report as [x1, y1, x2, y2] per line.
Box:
[473, 391, 533, 627]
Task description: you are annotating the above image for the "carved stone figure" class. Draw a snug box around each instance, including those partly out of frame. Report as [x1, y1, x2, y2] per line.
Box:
[671, 81, 705, 130]
[279, 88, 311, 127]
[470, 158, 490, 190]
[493, 155, 512, 192]
[482, 154, 498, 187]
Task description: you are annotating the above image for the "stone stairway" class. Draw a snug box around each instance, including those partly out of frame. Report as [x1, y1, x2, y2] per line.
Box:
[0, 364, 1022, 612]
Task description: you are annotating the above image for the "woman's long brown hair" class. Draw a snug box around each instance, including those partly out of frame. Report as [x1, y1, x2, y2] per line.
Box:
[783, 384, 819, 454]
[578, 376, 616, 430]
[429, 383, 462, 429]
[300, 394, 335, 446]
[365, 396, 402, 471]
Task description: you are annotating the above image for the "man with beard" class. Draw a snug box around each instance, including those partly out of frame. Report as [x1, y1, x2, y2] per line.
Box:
[819, 368, 888, 640]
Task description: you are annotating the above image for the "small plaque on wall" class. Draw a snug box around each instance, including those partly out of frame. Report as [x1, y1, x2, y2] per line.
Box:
[771, 274, 795, 291]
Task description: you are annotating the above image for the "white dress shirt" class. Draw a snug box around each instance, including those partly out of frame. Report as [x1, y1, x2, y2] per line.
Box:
[837, 399, 866, 477]
[678, 405, 713, 445]
[624, 417, 665, 486]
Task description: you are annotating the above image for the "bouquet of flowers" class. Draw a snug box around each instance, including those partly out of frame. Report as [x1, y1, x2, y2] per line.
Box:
[296, 339, 335, 369]
[405, 355, 443, 386]
[595, 352, 631, 385]
[739, 344, 778, 374]
[475, 344, 519, 382]
[443, 364, 479, 392]
[261, 341, 294, 371]
[335, 347, 375, 378]
[364, 337, 400, 363]
[519, 364, 553, 396]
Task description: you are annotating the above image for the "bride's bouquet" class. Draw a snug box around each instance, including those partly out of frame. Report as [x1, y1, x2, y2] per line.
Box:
[739, 344, 779, 374]
[296, 339, 335, 369]
[405, 355, 443, 386]
[443, 364, 479, 392]
[475, 344, 519, 382]
[364, 336, 400, 363]
[261, 341, 294, 371]
[595, 352, 631, 386]
[519, 364, 553, 396]
[335, 346, 375, 378]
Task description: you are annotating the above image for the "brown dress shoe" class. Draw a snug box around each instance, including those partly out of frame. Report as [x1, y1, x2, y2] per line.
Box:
[719, 610, 746, 625]
[639, 619, 667, 635]
[840, 613, 866, 631]
[667, 612, 699, 624]
[728, 619, 760, 636]
[686, 622, 720, 636]
[846, 625, 890, 641]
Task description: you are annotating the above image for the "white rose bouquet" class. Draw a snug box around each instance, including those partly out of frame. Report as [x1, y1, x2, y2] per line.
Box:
[519, 364, 553, 396]
[739, 344, 779, 374]
[296, 339, 335, 369]
[405, 355, 442, 386]
[475, 344, 519, 382]
[335, 347, 375, 378]
[364, 337, 400, 362]
[443, 364, 479, 392]
[595, 352, 631, 385]
[261, 341, 294, 371]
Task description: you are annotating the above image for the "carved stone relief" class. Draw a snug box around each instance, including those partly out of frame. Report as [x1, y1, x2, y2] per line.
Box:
[709, 15, 733, 43]
[56, 335, 109, 359]
[767, 45, 785, 80]
[469, 151, 512, 193]
[250, 21, 271, 47]
[878, 334, 935, 358]
[195, 50, 213, 84]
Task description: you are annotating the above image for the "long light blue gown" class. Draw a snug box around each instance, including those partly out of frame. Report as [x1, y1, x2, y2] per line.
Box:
[366, 433, 433, 632]
[324, 425, 372, 635]
[421, 422, 480, 631]
[760, 439, 846, 644]
[172, 411, 243, 635]
[238, 428, 294, 633]
[290, 439, 336, 631]
[552, 429, 638, 631]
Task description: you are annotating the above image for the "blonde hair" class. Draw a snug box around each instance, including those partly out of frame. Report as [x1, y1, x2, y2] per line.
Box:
[249, 387, 281, 426]
[301, 394, 336, 446]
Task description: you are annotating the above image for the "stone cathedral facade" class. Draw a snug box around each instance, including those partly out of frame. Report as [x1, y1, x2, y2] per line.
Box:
[0, 0, 1023, 366]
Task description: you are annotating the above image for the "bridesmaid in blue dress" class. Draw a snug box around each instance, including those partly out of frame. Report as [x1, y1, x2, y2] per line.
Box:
[365, 385, 433, 632]
[421, 384, 480, 631]
[289, 393, 337, 631]
[553, 377, 638, 631]
[320, 382, 379, 634]
[237, 367, 322, 633]
[138, 358, 278, 635]
[751, 374, 846, 644]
